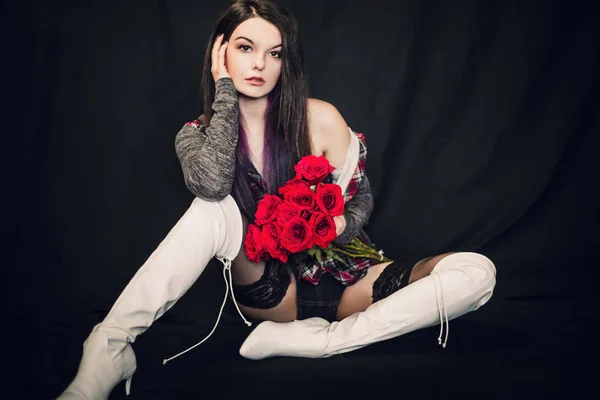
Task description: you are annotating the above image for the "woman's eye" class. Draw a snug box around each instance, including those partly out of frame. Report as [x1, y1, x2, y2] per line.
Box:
[240, 45, 251, 52]
[270, 51, 282, 58]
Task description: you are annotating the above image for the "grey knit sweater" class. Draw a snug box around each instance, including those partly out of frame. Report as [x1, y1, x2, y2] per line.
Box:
[174, 77, 373, 245]
[175, 78, 240, 201]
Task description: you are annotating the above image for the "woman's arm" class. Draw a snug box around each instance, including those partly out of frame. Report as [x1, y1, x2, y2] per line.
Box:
[308, 99, 374, 245]
[332, 174, 374, 245]
[175, 77, 239, 201]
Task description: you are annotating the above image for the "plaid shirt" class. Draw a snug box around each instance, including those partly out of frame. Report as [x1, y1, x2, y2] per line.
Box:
[248, 132, 377, 286]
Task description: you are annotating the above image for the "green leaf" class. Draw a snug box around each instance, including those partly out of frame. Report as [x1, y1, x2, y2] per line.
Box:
[314, 248, 323, 266]
[330, 252, 350, 267]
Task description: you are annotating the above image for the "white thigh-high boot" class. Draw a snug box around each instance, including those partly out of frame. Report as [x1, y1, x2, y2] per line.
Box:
[239, 252, 496, 359]
[58, 195, 247, 399]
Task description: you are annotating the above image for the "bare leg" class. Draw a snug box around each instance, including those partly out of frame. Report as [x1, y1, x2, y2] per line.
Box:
[337, 253, 457, 319]
[239, 252, 496, 360]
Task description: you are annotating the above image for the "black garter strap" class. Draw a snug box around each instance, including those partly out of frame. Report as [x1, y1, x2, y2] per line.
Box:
[231, 260, 291, 309]
[371, 259, 421, 303]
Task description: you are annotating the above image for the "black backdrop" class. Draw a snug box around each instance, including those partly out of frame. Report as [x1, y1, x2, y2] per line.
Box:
[5, 0, 600, 398]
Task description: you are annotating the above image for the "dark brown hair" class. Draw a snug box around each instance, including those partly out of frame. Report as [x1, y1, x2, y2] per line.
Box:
[200, 0, 311, 218]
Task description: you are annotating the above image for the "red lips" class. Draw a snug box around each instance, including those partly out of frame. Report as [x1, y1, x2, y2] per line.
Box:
[246, 76, 265, 86]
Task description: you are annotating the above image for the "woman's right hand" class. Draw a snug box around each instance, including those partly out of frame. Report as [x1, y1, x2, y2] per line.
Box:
[211, 33, 230, 82]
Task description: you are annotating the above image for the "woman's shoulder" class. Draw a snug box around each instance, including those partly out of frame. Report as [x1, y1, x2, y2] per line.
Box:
[307, 98, 345, 128]
[307, 98, 351, 168]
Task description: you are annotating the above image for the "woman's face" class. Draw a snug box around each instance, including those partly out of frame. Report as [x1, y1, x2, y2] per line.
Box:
[226, 17, 283, 99]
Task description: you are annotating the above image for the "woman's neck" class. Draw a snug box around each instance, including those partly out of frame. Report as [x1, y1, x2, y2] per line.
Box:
[239, 95, 268, 133]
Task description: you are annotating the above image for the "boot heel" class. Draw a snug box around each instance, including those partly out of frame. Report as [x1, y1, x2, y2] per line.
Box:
[125, 375, 133, 395]
[57, 196, 245, 397]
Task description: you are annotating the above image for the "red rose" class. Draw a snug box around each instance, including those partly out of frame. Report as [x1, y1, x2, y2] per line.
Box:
[276, 201, 306, 226]
[261, 223, 289, 263]
[244, 224, 264, 263]
[315, 183, 344, 216]
[255, 194, 282, 226]
[294, 155, 335, 184]
[280, 216, 313, 253]
[310, 212, 337, 248]
[278, 177, 310, 196]
[283, 184, 316, 211]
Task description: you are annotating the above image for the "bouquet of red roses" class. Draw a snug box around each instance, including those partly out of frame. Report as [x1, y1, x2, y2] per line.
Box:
[244, 155, 390, 266]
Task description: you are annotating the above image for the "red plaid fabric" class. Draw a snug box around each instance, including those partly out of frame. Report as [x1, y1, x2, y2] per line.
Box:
[247, 131, 379, 286]
[341, 132, 367, 203]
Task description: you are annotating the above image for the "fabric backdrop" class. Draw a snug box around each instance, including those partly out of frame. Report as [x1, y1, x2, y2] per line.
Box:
[5, 0, 599, 398]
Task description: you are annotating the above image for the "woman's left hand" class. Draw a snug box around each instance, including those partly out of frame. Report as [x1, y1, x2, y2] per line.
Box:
[333, 215, 346, 237]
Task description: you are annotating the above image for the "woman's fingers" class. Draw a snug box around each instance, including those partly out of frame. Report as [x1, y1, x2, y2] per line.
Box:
[334, 215, 346, 236]
[211, 34, 230, 81]
[211, 34, 223, 77]
[212, 34, 223, 62]
[217, 41, 229, 78]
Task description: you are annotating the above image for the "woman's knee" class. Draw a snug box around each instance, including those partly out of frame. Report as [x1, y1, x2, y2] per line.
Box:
[435, 252, 495, 280]
[433, 252, 497, 307]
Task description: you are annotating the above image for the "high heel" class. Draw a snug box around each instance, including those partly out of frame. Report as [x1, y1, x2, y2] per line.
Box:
[58, 195, 244, 399]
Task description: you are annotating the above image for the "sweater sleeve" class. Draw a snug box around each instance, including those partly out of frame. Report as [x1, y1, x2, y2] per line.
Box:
[332, 174, 374, 245]
[174, 78, 239, 201]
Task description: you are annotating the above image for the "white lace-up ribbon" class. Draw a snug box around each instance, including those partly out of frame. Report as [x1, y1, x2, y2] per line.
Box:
[162, 258, 252, 365]
[430, 270, 449, 348]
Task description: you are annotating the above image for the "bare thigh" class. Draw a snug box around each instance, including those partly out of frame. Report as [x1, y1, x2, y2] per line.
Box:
[229, 216, 297, 323]
[336, 252, 458, 320]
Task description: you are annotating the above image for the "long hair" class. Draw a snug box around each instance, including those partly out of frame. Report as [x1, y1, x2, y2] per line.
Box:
[199, 0, 311, 219]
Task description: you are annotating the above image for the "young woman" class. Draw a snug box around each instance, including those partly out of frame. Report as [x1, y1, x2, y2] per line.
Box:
[58, 1, 496, 398]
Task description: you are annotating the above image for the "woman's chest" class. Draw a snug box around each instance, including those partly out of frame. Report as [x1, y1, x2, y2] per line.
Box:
[246, 130, 326, 177]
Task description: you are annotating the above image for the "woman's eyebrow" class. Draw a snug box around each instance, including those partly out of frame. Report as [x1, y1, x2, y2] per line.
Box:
[234, 36, 282, 49]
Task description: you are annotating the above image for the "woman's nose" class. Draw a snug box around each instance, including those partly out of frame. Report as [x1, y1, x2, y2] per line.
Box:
[252, 56, 265, 70]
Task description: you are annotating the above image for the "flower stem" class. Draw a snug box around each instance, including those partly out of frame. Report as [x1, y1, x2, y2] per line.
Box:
[329, 238, 392, 263]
